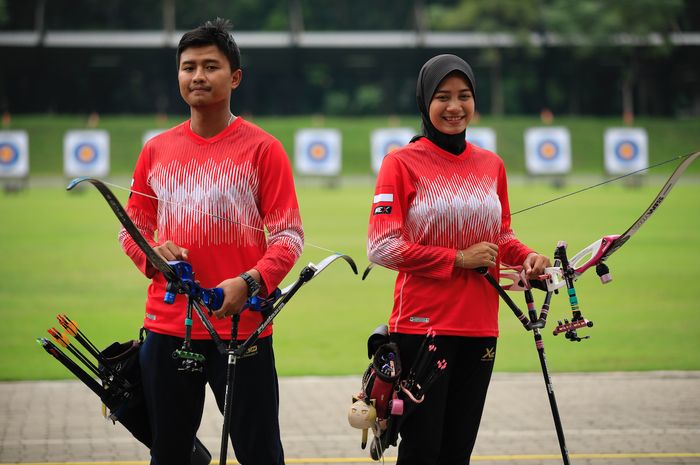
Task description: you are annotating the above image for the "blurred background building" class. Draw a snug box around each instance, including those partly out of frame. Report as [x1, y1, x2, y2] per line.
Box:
[0, 0, 698, 117]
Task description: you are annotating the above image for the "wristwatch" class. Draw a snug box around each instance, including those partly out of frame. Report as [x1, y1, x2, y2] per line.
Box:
[239, 272, 261, 297]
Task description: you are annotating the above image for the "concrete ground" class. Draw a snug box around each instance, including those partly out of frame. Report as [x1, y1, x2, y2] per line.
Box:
[1, 371, 699, 465]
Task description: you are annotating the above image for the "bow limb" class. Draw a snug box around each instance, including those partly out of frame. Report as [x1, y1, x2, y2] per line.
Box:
[361, 262, 375, 281]
[569, 150, 699, 281]
[66, 177, 179, 283]
[67, 177, 225, 313]
[596, 150, 699, 264]
[236, 252, 359, 357]
[279, 252, 357, 296]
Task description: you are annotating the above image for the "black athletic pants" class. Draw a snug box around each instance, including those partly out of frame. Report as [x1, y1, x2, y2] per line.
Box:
[390, 334, 497, 465]
[139, 331, 285, 465]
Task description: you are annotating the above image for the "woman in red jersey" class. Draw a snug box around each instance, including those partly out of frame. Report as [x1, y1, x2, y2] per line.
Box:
[367, 54, 550, 464]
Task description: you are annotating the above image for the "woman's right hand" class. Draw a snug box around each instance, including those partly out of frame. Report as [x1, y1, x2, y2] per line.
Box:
[455, 242, 499, 269]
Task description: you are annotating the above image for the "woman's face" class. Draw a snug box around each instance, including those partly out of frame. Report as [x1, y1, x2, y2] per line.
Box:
[428, 73, 474, 135]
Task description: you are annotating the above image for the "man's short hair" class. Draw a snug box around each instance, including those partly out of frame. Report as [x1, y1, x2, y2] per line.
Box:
[176, 18, 241, 71]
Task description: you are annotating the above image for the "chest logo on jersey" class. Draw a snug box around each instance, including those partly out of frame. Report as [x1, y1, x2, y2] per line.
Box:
[373, 205, 392, 215]
[409, 316, 430, 323]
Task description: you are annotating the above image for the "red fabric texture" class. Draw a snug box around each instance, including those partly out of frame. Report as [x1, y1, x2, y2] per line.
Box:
[367, 138, 533, 337]
[120, 117, 303, 339]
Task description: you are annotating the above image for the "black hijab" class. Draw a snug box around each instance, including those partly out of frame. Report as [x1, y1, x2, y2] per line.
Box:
[414, 54, 476, 155]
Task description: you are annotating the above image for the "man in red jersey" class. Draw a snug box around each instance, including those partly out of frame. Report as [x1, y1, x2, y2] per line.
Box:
[120, 18, 303, 465]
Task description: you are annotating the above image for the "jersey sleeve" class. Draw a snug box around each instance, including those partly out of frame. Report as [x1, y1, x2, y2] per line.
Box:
[367, 154, 455, 280]
[496, 163, 535, 266]
[254, 139, 304, 293]
[119, 143, 159, 278]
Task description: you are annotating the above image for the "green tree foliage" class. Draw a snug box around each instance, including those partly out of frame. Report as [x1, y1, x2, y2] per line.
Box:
[427, 0, 545, 115]
[175, 0, 288, 30]
[544, 0, 684, 50]
[43, 0, 162, 29]
[0, 0, 7, 26]
[544, 0, 685, 118]
[300, 0, 416, 30]
[424, 0, 689, 116]
[428, 0, 541, 35]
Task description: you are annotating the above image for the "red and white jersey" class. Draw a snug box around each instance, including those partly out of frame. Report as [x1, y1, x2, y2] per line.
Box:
[367, 137, 533, 337]
[121, 117, 304, 339]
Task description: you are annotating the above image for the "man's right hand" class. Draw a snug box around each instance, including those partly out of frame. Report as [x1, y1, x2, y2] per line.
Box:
[146, 240, 189, 277]
[153, 240, 189, 262]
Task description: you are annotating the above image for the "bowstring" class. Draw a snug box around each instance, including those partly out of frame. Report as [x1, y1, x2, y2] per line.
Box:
[99, 180, 340, 255]
[101, 152, 694, 253]
[510, 153, 693, 216]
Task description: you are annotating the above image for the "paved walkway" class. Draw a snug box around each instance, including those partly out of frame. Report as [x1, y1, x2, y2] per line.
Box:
[1, 372, 699, 465]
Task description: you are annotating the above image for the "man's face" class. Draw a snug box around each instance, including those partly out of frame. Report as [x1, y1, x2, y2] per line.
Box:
[178, 44, 241, 108]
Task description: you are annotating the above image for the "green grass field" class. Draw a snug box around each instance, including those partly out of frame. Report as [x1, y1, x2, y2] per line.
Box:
[6, 114, 700, 176]
[1, 178, 699, 380]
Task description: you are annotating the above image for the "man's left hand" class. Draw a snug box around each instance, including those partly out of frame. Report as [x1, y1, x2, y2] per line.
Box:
[213, 277, 249, 319]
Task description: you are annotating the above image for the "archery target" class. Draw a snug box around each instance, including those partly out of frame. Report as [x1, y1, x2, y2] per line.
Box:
[466, 127, 497, 153]
[524, 127, 572, 175]
[0, 130, 29, 178]
[143, 129, 167, 146]
[294, 129, 341, 176]
[308, 141, 329, 162]
[0, 143, 18, 165]
[604, 128, 648, 175]
[74, 143, 98, 164]
[370, 128, 414, 174]
[64, 130, 110, 178]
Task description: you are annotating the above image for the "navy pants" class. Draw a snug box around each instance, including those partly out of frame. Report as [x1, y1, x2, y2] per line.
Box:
[391, 334, 497, 465]
[139, 331, 285, 465]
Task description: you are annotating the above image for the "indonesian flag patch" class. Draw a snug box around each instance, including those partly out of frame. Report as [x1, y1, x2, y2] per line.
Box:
[373, 193, 394, 204]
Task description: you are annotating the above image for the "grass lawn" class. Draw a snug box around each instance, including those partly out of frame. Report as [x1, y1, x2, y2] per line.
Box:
[1, 177, 699, 380]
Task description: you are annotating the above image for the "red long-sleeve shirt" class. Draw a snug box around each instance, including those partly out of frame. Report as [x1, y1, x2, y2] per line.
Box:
[120, 117, 304, 339]
[367, 137, 533, 337]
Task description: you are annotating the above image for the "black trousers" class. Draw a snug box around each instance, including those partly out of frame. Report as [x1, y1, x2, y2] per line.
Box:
[390, 334, 497, 465]
[139, 331, 285, 465]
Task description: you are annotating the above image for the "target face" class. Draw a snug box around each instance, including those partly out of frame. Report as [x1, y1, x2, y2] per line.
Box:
[64, 130, 110, 177]
[524, 127, 571, 175]
[0, 143, 19, 166]
[308, 142, 330, 163]
[294, 129, 342, 176]
[614, 140, 639, 161]
[370, 128, 414, 174]
[604, 128, 648, 175]
[382, 140, 403, 154]
[74, 143, 98, 165]
[466, 127, 497, 153]
[537, 140, 560, 160]
[0, 131, 29, 178]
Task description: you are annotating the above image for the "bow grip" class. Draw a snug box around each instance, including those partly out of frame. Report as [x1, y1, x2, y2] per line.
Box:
[201, 287, 224, 311]
[245, 287, 283, 312]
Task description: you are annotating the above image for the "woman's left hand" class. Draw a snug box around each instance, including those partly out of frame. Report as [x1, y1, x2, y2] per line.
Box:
[522, 253, 551, 280]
